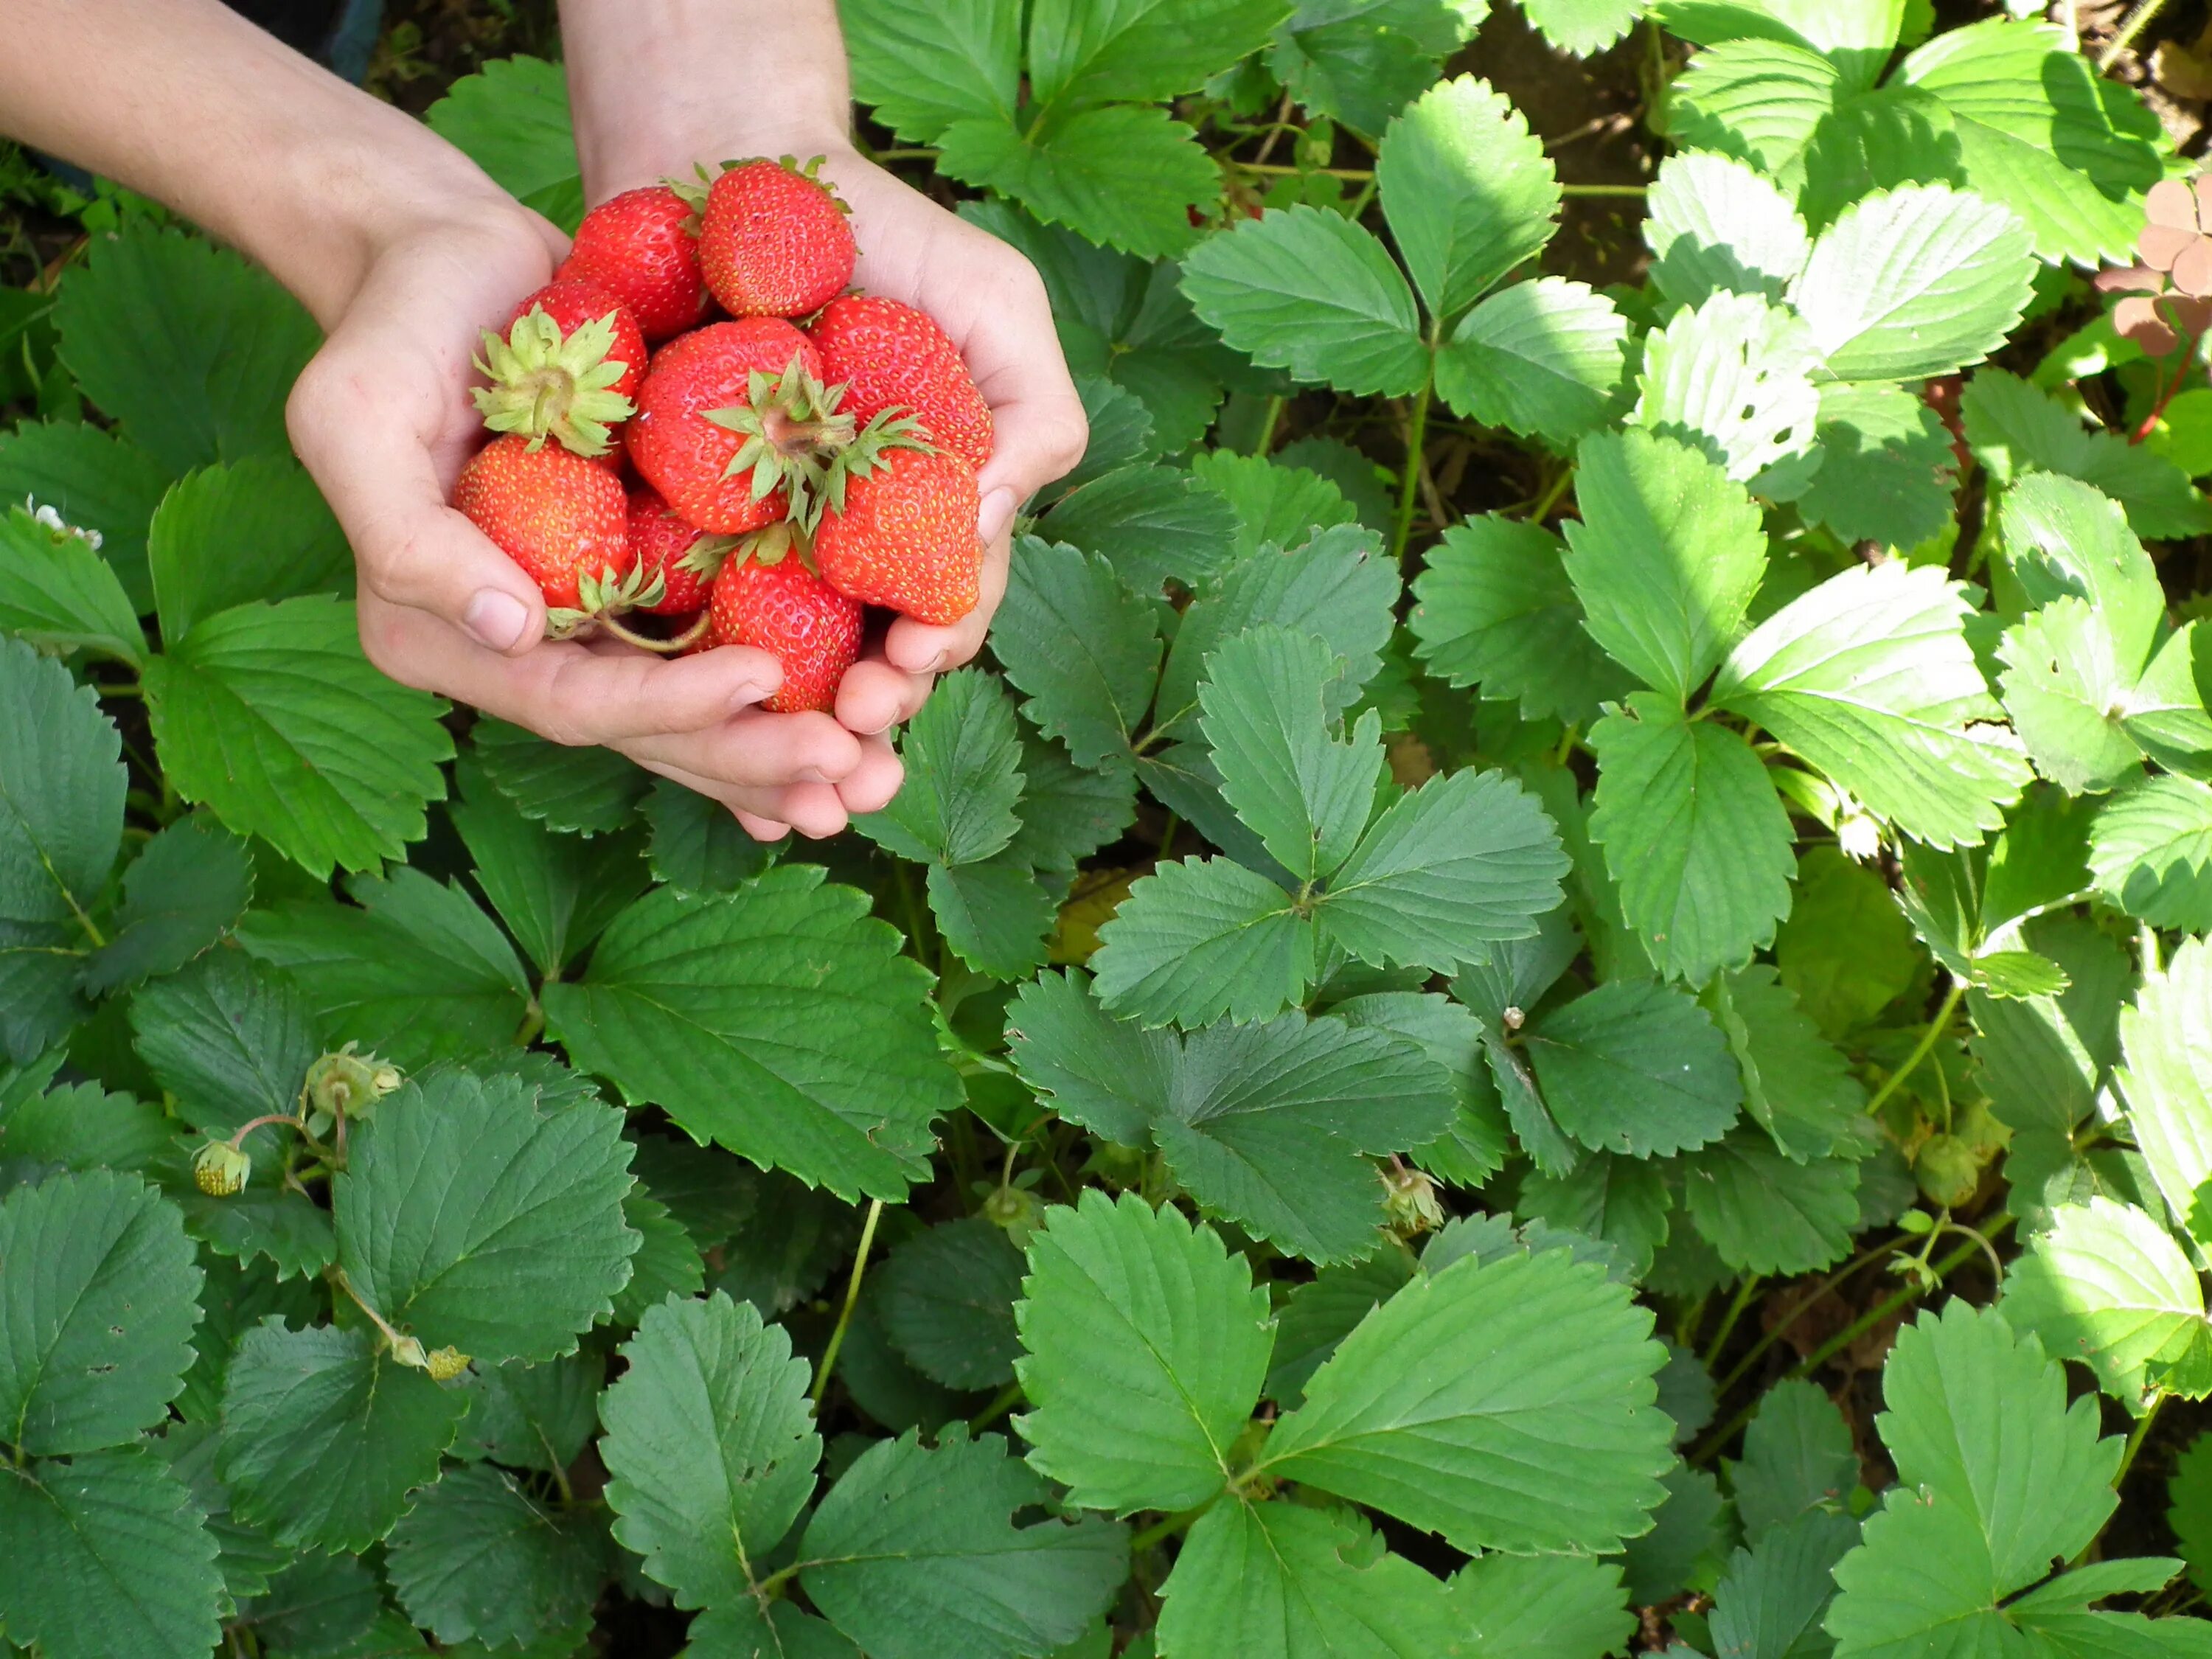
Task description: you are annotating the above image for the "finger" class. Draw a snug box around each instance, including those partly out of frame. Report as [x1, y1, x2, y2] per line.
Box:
[623, 759, 796, 841]
[836, 658, 933, 735]
[835, 734, 905, 817]
[775, 782, 852, 840]
[624, 707, 865, 790]
[885, 529, 1010, 675]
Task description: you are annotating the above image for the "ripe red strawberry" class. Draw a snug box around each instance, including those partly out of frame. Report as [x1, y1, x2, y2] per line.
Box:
[560, 185, 711, 340]
[627, 485, 736, 616]
[709, 531, 863, 713]
[630, 319, 846, 533]
[813, 445, 982, 625]
[455, 434, 636, 627]
[808, 295, 993, 472]
[473, 279, 644, 462]
[697, 157, 855, 319]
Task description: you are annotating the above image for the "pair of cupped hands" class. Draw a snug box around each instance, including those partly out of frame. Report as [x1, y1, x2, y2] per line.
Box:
[287, 144, 1087, 843]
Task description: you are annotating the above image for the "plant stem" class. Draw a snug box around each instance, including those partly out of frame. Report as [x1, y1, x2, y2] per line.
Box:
[226, 1112, 304, 1148]
[2115, 1392, 2165, 1491]
[1237, 161, 1371, 179]
[1703, 1274, 1764, 1368]
[1527, 465, 1576, 524]
[1712, 1239, 1901, 1394]
[1863, 980, 1966, 1119]
[1691, 1216, 2012, 1463]
[2098, 0, 2171, 69]
[1559, 184, 1649, 198]
[812, 1198, 884, 1407]
[1251, 394, 1284, 456]
[1130, 1500, 1215, 1555]
[969, 1380, 1024, 1433]
[1391, 374, 1433, 563]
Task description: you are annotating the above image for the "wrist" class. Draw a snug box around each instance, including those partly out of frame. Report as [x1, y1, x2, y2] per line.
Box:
[252, 125, 526, 326]
[557, 0, 850, 203]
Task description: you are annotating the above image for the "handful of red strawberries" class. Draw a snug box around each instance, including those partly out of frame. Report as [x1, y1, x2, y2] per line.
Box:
[453, 156, 992, 713]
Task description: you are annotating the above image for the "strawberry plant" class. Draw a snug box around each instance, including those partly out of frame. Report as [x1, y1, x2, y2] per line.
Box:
[4, 1, 2212, 1656]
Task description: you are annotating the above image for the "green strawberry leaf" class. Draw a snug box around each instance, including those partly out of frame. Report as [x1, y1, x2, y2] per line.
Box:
[599, 1291, 819, 1609]
[545, 871, 959, 1203]
[1524, 978, 1744, 1159]
[335, 1068, 639, 1362]
[0, 1169, 201, 1455]
[1644, 149, 1810, 307]
[385, 1464, 605, 1649]
[0, 636, 125, 1062]
[992, 539, 1163, 772]
[145, 596, 453, 879]
[1433, 277, 1629, 445]
[1260, 1242, 1672, 1552]
[1712, 560, 2032, 849]
[1376, 75, 1559, 320]
[0, 501, 146, 664]
[1562, 429, 1769, 705]
[878, 1216, 1026, 1391]
[1015, 1192, 1273, 1513]
[1787, 184, 2035, 381]
[856, 668, 1026, 867]
[146, 456, 351, 645]
[218, 1321, 465, 1551]
[1588, 693, 1795, 984]
[0, 421, 173, 611]
[80, 815, 252, 997]
[1182, 207, 1430, 397]
[0, 1447, 222, 1659]
[235, 868, 532, 1069]
[52, 224, 321, 475]
[797, 1430, 1128, 1659]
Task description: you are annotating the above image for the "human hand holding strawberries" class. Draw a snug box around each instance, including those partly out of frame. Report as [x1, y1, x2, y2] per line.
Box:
[558, 0, 1090, 824]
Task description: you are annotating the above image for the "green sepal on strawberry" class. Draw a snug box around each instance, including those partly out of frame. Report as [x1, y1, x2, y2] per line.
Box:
[687, 156, 856, 320]
[455, 434, 641, 633]
[471, 279, 644, 461]
[627, 484, 737, 616]
[560, 184, 712, 341]
[709, 523, 863, 713]
[809, 295, 993, 472]
[630, 319, 845, 533]
[813, 442, 983, 627]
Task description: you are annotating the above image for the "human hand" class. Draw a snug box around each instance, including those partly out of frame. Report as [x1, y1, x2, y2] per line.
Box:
[285, 199, 901, 841]
[809, 150, 1090, 740]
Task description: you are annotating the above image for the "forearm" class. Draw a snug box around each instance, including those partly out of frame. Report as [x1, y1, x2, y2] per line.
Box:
[558, 0, 852, 198]
[0, 0, 515, 324]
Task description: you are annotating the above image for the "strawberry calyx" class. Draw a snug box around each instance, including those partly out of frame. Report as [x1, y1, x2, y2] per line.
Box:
[702, 349, 857, 526]
[472, 305, 637, 459]
[671, 154, 852, 220]
[815, 406, 939, 520]
[737, 518, 814, 574]
[672, 529, 742, 587]
[545, 559, 667, 639]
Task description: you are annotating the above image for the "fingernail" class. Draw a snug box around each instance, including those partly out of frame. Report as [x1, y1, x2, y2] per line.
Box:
[462, 590, 530, 652]
[977, 487, 1018, 545]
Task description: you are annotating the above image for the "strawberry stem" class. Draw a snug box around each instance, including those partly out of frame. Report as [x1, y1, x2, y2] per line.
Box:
[597, 611, 714, 655]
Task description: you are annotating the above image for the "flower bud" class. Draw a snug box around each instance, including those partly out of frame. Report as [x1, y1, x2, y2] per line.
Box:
[981, 1184, 1044, 1247]
[1914, 1133, 1982, 1210]
[1382, 1164, 1444, 1237]
[306, 1043, 403, 1121]
[423, 1346, 471, 1382]
[389, 1335, 428, 1370]
[192, 1140, 251, 1197]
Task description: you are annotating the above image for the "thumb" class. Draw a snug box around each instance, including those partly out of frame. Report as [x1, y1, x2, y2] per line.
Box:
[288, 338, 549, 655]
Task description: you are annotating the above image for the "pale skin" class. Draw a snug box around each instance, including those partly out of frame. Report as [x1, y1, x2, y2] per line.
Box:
[0, 0, 1085, 841]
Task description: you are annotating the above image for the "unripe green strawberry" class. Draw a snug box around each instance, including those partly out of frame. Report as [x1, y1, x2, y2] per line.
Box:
[809, 295, 993, 470]
[709, 529, 863, 714]
[560, 184, 712, 340]
[456, 436, 653, 633]
[627, 486, 737, 616]
[630, 320, 847, 533]
[193, 1139, 250, 1197]
[470, 279, 644, 464]
[1915, 1133, 1983, 1209]
[696, 156, 855, 319]
[813, 445, 982, 625]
